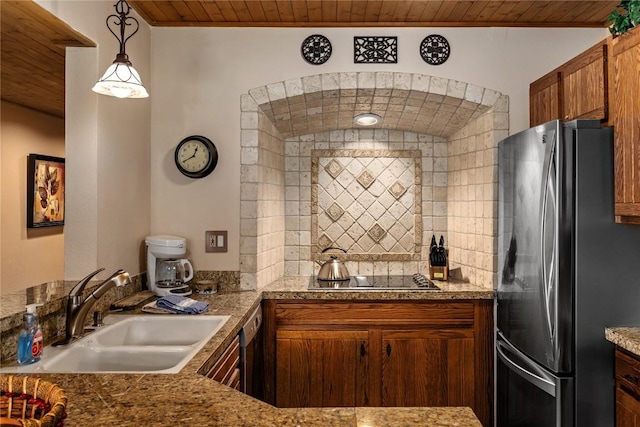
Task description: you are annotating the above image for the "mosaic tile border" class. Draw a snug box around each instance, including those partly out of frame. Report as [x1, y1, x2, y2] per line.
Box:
[311, 149, 422, 261]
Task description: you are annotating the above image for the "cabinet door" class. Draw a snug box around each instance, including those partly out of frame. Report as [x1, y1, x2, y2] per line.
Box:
[275, 329, 370, 408]
[612, 30, 640, 223]
[562, 41, 608, 122]
[530, 70, 562, 127]
[381, 330, 475, 408]
[617, 387, 640, 427]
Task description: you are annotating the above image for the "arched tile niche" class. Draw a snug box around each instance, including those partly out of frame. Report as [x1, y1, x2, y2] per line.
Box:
[239, 72, 508, 290]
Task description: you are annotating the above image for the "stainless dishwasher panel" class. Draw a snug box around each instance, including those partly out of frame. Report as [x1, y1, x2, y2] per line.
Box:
[240, 304, 263, 397]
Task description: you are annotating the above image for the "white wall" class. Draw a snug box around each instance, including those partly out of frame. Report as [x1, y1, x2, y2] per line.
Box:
[36, 0, 151, 282]
[151, 26, 606, 272]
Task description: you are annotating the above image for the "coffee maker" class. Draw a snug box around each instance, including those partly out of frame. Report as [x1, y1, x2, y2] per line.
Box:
[145, 235, 193, 296]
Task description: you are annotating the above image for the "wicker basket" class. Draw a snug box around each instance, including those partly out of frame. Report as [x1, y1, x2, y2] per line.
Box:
[0, 376, 67, 427]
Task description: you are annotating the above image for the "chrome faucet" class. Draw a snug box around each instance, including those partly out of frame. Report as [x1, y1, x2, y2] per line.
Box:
[53, 268, 131, 346]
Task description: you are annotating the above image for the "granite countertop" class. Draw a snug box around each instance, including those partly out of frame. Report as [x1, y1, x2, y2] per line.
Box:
[0, 276, 492, 426]
[605, 327, 640, 357]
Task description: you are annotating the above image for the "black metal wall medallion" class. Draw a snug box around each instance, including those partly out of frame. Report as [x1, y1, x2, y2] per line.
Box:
[420, 34, 450, 65]
[301, 34, 332, 65]
[354, 36, 398, 64]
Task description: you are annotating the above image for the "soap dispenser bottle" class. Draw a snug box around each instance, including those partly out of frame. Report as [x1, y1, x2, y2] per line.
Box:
[17, 304, 43, 364]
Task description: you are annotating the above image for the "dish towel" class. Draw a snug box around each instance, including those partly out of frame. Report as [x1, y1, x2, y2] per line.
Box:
[156, 295, 209, 314]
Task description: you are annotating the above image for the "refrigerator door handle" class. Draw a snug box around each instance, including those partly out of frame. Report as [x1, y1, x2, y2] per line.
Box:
[540, 131, 558, 364]
[497, 336, 556, 397]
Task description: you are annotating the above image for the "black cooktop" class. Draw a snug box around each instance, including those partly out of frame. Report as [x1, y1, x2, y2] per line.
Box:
[308, 273, 440, 290]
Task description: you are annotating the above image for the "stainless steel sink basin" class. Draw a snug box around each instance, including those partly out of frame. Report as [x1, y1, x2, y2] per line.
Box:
[1, 314, 230, 374]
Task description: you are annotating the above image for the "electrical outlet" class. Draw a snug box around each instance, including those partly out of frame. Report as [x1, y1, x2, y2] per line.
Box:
[205, 231, 227, 253]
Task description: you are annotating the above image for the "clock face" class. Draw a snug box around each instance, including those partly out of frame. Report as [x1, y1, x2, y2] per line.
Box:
[420, 34, 451, 66]
[174, 135, 218, 178]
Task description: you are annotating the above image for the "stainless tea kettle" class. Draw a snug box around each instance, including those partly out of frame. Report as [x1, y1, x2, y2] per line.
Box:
[316, 246, 350, 281]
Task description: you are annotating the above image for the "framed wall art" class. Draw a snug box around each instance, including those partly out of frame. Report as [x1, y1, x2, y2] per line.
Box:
[27, 154, 65, 228]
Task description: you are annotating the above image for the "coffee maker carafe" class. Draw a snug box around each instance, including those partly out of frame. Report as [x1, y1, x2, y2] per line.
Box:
[156, 259, 193, 288]
[145, 235, 193, 296]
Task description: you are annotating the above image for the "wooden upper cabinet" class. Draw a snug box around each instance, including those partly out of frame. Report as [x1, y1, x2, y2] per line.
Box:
[530, 40, 608, 127]
[611, 28, 640, 223]
[530, 70, 562, 127]
[561, 41, 608, 122]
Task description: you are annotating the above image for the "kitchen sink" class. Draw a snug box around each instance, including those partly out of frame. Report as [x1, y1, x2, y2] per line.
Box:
[42, 345, 192, 373]
[1, 314, 230, 374]
[90, 315, 229, 346]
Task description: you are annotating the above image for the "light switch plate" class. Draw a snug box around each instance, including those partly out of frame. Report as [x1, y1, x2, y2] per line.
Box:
[205, 230, 228, 253]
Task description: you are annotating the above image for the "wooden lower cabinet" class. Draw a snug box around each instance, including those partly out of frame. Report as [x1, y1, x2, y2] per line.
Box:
[206, 334, 240, 390]
[381, 331, 475, 407]
[275, 329, 371, 407]
[263, 299, 493, 427]
[616, 348, 640, 426]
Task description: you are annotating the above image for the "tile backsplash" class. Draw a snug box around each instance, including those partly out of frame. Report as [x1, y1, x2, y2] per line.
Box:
[285, 130, 447, 277]
[312, 149, 422, 260]
[240, 73, 508, 290]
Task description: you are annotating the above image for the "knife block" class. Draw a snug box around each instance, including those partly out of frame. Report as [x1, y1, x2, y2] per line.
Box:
[428, 258, 448, 281]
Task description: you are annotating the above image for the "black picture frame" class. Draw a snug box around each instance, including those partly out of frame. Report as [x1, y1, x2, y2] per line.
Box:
[27, 154, 65, 228]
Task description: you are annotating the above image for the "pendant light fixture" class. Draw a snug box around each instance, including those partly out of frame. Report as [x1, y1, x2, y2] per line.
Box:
[92, 0, 149, 99]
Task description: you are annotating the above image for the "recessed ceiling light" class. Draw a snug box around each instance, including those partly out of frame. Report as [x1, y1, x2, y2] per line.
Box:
[353, 113, 382, 126]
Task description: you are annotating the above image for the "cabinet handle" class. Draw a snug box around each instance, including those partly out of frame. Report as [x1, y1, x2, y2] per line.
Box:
[360, 343, 365, 357]
[624, 374, 639, 384]
[386, 343, 391, 357]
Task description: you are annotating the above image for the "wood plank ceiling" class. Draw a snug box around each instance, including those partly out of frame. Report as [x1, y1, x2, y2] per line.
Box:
[1, 1, 95, 118]
[1, 0, 622, 119]
[128, 1, 618, 28]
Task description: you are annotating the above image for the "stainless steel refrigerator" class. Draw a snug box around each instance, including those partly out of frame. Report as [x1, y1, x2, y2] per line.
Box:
[496, 119, 640, 427]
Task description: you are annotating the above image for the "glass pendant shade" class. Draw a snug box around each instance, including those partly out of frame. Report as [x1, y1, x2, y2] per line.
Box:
[92, 0, 149, 99]
[92, 57, 148, 99]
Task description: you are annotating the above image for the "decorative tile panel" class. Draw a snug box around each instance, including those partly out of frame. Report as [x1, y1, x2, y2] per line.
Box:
[326, 202, 345, 221]
[312, 149, 422, 261]
[388, 180, 407, 199]
[357, 170, 376, 189]
[324, 159, 344, 178]
[318, 233, 332, 249]
[367, 223, 387, 242]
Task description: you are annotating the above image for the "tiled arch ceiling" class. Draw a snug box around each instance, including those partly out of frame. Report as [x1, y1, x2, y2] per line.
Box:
[248, 73, 503, 138]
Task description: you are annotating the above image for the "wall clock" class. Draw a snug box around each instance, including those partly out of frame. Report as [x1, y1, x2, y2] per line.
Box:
[301, 34, 332, 65]
[174, 135, 218, 178]
[420, 34, 450, 65]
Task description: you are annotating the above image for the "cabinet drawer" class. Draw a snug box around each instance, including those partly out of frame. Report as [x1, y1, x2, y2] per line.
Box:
[207, 335, 240, 385]
[228, 368, 241, 390]
[616, 349, 640, 396]
[275, 301, 475, 329]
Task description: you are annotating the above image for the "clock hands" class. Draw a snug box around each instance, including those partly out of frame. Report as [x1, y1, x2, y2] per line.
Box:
[182, 146, 198, 163]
